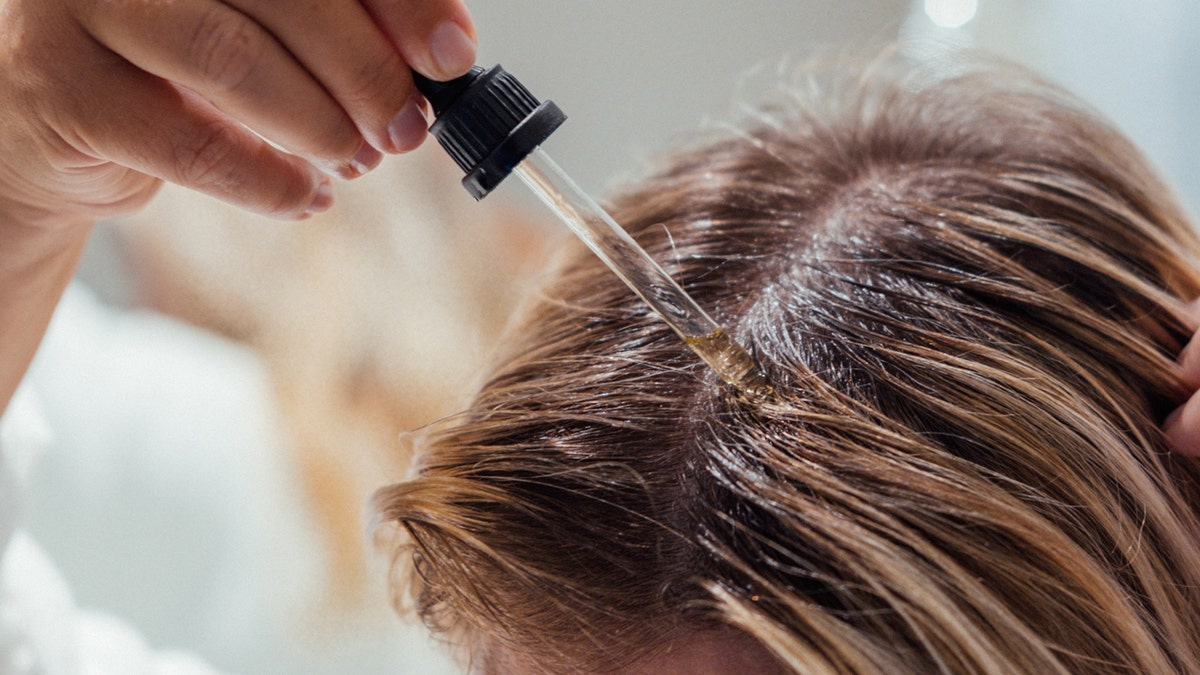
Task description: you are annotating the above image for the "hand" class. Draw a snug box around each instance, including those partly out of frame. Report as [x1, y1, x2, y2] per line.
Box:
[1165, 319, 1200, 455]
[0, 0, 476, 224]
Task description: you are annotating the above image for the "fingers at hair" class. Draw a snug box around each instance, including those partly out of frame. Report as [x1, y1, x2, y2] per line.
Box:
[1164, 393, 1200, 457]
[74, 0, 369, 178]
[73, 66, 333, 220]
[1177, 326, 1200, 390]
[1169, 300, 1200, 453]
[362, 0, 477, 81]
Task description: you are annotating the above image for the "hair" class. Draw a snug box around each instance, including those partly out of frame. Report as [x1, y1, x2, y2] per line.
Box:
[374, 52, 1200, 673]
[117, 153, 553, 608]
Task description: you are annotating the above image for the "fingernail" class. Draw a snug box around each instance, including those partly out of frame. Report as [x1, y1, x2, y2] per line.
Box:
[388, 96, 428, 153]
[429, 21, 476, 79]
[347, 142, 384, 177]
[306, 179, 334, 216]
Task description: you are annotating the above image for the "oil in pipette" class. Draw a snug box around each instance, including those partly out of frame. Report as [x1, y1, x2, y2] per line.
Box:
[512, 145, 772, 398]
[413, 65, 772, 398]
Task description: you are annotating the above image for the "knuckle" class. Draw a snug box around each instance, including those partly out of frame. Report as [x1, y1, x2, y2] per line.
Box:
[305, 115, 361, 160]
[344, 49, 405, 112]
[261, 166, 313, 217]
[186, 9, 264, 93]
[173, 122, 241, 188]
[266, 183, 311, 217]
[308, 125, 364, 166]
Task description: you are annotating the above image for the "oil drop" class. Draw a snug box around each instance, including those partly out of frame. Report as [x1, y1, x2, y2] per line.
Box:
[414, 65, 770, 396]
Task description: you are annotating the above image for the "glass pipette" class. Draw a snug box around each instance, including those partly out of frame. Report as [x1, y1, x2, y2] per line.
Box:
[413, 66, 771, 397]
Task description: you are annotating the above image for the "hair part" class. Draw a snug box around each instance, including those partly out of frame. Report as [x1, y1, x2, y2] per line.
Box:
[376, 52, 1200, 673]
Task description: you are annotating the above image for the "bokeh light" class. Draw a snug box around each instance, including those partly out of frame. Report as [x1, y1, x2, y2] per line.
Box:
[924, 0, 978, 28]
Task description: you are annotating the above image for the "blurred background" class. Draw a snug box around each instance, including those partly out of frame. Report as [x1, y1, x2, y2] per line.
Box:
[14, 1, 1200, 673]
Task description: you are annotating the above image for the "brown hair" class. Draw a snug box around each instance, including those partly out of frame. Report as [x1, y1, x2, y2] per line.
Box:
[375, 53, 1200, 673]
[118, 152, 553, 610]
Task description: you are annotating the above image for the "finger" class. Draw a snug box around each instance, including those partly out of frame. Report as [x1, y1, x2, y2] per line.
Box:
[1165, 393, 1200, 457]
[73, 0, 377, 179]
[363, 0, 477, 81]
[1166, 300, 1200, 456]
[66, 62, 333, 220]
[223, 0, 427, 154]
[1179, 329, 1200, 390]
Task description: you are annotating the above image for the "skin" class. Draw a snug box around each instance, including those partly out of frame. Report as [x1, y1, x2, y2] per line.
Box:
[1, 3, 1198, 670]
[1165, 315, 1200, 455]
[0, 5, 786, 669]
[0, 0, 476, 414]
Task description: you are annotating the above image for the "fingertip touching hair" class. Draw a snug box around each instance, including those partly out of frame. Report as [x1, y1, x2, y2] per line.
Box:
[374, 51, 1200, 674]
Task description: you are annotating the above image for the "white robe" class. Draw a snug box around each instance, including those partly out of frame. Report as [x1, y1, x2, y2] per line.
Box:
[0, 386, 222, 675]
[3, 284, 455, 674]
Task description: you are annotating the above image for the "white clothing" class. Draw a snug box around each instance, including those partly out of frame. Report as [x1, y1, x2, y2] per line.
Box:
[2, 284, 456, 674]
[0, 385, 222, 675]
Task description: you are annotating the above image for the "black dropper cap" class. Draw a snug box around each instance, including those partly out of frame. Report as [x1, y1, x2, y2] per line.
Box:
[412, 65, 566, 200]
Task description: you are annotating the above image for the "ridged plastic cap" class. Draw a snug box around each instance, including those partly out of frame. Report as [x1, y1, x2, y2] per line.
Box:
[413, 65, 566, 200]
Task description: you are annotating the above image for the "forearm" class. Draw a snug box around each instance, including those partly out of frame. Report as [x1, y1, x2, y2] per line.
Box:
[0, 217, 91, 415]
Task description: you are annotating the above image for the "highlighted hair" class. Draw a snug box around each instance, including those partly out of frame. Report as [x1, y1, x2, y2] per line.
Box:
[376, 54, 1200, 673]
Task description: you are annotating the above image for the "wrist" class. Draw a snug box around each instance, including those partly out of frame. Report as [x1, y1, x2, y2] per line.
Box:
[0, 213, 91, 415]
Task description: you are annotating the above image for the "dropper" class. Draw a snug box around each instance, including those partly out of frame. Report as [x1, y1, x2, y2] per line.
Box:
[412, 65, 771, 398]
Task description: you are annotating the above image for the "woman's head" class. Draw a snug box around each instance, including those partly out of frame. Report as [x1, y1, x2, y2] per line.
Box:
[376, 53, 1200, 673]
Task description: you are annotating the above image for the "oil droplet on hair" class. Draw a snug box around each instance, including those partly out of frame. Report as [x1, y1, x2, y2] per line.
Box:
[685, 329, 774, 401]
[513, 149, 770, 399]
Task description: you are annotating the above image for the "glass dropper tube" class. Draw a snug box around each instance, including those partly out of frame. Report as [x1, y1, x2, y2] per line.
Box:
[413, 64, 771, 397]
[514, 147, 771, 396]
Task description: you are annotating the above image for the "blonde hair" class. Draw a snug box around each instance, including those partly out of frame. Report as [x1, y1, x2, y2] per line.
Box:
[375, 55, 1200, 673]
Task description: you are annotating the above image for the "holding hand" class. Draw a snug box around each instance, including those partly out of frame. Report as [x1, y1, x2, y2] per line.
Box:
[0, 0, 475, 224]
